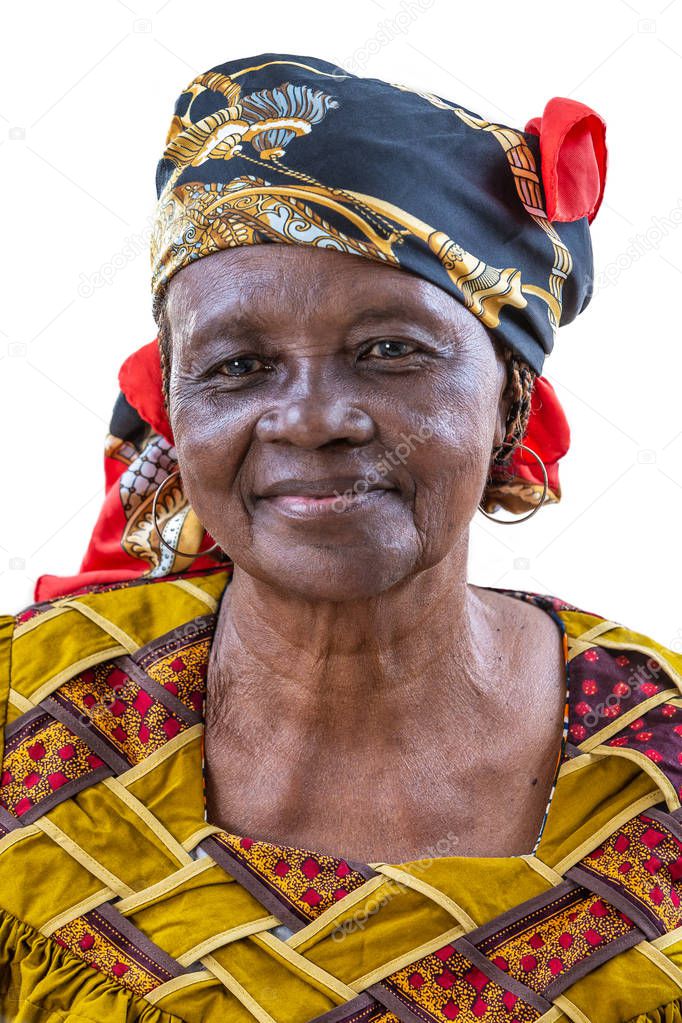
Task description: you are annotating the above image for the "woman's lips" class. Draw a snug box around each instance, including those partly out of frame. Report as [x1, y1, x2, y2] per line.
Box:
[260, 488, 398, 519]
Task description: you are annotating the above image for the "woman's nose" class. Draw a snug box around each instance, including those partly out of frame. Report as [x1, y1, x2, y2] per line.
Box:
[254, 384, 375, 449]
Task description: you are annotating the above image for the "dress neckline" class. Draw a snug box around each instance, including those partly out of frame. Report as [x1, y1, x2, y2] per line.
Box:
[479, 584, 571, 856]
[200, 580, 571, 865]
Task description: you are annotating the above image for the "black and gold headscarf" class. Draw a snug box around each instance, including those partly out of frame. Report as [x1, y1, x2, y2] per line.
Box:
[150, 51, 606, 375]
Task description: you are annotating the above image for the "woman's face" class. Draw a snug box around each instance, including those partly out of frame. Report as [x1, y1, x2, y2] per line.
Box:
[165, 244, 511, 600]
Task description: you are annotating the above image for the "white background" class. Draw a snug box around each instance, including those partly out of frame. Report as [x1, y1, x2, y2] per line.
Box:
[0, 0, 680, 645]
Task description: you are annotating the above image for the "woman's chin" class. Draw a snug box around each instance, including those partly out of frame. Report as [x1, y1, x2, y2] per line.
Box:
[248, 541, 416, 602]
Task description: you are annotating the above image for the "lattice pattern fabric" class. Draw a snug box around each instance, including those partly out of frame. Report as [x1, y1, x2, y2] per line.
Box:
[1, 566, 681, 1022]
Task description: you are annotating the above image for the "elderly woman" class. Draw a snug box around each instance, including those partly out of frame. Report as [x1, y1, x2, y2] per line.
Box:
[0, 51, 680, 1023]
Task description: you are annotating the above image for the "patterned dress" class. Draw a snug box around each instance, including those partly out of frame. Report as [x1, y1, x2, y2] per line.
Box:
[0, 565, 680, 1022]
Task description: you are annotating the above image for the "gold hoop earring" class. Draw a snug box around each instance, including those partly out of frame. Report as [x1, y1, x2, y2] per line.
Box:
[151, 470, 221, 559]
[478, 442, 548, 524]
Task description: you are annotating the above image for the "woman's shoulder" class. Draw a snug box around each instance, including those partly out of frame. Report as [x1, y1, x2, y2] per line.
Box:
[0, 570, 228, 1019]
[537, 589, 682, 790]
[547, 595, 682, 1019]
[494, 582, 682, 782]
[0, 567, 230, 754]
[494, 584, 682, 719]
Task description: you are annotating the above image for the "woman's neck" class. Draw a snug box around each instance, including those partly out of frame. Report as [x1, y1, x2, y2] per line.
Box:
[202, 552, 567, 860]
[205, 544, 513, 736]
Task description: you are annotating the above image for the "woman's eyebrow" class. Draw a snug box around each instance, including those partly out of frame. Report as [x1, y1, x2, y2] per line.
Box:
[191, 301, 450, 343]
[345, 303, 448, 331]
[192, 311, 270, 343]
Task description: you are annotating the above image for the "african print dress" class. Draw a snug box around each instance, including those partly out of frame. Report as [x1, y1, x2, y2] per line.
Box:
[0, 565, 681, 1022]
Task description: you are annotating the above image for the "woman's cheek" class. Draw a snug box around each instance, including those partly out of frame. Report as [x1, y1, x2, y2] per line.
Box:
[172, 388, 240, 454]
[172, 400, 242, 498]
[418, 406, 489, 472]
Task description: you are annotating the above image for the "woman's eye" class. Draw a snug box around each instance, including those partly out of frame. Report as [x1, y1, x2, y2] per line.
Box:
[218, 356, 267, 377]
[362, 340, 419, 360]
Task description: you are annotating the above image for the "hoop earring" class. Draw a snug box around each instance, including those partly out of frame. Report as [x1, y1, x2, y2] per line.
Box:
[151, 470, 221, 559]
[478, 442, 548, 524]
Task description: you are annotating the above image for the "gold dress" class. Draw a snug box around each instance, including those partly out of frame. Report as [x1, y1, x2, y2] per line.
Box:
[0, 566, 680, 1022]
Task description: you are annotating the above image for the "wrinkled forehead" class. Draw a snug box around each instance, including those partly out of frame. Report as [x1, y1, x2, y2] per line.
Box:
[163, 243, 488, 345]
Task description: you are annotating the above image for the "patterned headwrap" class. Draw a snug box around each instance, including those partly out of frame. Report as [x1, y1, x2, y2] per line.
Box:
[150, 51, 607, 375]
[35, 54, 607, 602]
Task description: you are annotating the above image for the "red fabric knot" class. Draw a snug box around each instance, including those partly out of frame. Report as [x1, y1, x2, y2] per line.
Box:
[504, 375, 571, 497]
[118, 339, 173, 444]
[525, 97, 608, 224]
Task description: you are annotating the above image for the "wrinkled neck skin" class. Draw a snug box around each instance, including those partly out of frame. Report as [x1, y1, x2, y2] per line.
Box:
[202, 530, 565, 862]
[206, 532, 517, 761]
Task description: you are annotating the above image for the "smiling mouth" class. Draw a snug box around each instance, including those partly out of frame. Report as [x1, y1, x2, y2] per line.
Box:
[257, 486, 399, 519]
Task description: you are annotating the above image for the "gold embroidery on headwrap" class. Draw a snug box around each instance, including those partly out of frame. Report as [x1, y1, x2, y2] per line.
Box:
[150, 66, 561, 334]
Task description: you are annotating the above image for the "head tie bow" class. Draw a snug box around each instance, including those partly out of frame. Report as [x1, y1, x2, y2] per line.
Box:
[525, 97, 607, 224]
